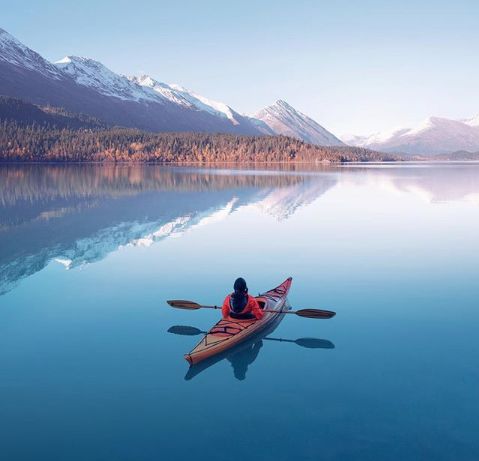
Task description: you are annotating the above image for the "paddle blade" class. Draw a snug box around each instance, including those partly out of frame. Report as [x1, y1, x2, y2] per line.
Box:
[168, 325, 204, 336]
[295, 338, 335, 349]
[167, 300, 202, 310]
[295, 309, 336, 319]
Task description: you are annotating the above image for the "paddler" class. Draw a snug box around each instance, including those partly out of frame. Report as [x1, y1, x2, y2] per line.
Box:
[222, 277, 264, 320]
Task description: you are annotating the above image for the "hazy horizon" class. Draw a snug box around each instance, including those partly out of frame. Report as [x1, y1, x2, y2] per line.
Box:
[3, 0, 479, 137]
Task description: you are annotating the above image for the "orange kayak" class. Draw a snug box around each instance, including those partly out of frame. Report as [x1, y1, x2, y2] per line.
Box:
[185, 277, 293, 365]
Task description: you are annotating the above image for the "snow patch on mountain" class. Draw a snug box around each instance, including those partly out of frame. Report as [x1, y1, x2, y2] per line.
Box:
[254, 100, 344, 146]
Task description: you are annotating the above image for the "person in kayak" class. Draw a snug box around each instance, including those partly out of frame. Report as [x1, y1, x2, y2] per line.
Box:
[222, 277, 264, 320]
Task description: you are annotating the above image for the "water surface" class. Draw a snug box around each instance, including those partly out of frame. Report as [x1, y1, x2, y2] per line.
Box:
[1, 163, 478, 460]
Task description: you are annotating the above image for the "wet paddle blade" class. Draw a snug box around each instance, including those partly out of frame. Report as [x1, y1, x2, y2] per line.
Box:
[295, 309, 336, 319]
[167, 325, 204, 336]
[167, 300, 202, 310]
[295, 338, 335, 349]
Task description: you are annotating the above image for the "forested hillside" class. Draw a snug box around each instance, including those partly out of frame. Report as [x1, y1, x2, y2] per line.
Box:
[0, 96, 398, 163]
[0, 96, 106, 129]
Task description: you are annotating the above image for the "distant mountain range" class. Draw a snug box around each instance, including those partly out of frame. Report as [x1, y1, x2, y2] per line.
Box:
[0, 27, 341, 146]
[3, 27, 479, 157]
[344, 115, 479, 156]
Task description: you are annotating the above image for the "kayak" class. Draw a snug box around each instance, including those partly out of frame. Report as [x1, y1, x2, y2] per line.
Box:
[185, 277, 293, 365]
[184, 311, 287, 380]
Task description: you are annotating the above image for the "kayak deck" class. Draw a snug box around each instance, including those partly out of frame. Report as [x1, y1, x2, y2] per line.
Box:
[185, 277, 292, 365]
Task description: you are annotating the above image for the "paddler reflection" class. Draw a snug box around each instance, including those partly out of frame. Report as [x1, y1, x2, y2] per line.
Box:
[227, 339, 264, 380]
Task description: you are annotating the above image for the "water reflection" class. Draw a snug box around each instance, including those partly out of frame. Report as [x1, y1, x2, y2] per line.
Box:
[1, 163, 479, 296]
[0, 164, 336, 295]
[168, 321, 335, 381]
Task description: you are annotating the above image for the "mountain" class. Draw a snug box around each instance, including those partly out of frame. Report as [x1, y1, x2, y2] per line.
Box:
[0, 27, 342, 143]
[0, 28, 261, 135]
[254, 100, 344, 146]
[346, 116, 479, 156]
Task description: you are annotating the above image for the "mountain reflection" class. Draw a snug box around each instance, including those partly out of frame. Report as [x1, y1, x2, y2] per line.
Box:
[1, 163, 478, 296]
[0, 164, 337, 295]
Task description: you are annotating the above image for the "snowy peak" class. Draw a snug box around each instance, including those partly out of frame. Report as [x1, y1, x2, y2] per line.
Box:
[55, 56, 155, 102]
[254, 100, 344, 146]
[0, 28, 62, 79]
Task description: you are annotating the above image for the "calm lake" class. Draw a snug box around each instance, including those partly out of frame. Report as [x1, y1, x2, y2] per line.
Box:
[1, 163, 478, 461]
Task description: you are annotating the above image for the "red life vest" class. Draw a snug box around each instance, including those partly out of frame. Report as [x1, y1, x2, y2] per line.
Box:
[222, 294, 263, 320]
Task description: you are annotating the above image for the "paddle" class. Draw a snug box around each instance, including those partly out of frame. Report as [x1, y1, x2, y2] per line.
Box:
[167, 300, 336, 319]
[167, 325, 335, 349]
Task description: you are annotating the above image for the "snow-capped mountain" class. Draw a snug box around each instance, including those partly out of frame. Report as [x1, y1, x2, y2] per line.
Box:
[346, 117, 479, 156]
[0, 27, 343, 143]
[254, 100, 344, 146]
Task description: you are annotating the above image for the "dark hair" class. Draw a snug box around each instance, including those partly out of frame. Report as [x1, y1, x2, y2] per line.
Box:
[233, 277, 247, 293]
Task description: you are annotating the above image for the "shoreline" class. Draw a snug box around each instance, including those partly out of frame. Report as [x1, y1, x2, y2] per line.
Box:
[1, 160, 479, 166]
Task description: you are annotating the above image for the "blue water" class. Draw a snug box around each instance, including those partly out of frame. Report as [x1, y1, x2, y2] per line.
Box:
[1, 163, 478, 460]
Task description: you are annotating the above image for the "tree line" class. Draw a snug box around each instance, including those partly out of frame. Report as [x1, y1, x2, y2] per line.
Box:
[0, 96, 399, 163]
[0, 122, 400, 163]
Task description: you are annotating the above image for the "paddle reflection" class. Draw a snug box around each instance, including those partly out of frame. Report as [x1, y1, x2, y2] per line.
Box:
[167, 323, 335, 381]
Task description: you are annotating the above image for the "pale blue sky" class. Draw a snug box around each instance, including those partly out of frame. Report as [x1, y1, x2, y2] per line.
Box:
[3, 0, 479, 135]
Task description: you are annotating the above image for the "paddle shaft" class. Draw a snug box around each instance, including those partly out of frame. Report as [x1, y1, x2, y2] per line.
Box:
[167, 300, 336, 319]
[183, 304, 298, 315]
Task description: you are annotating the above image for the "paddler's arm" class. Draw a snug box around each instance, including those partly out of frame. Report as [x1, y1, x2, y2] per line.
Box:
[221, 296, 231, 319]
[250, 296, 264, 320]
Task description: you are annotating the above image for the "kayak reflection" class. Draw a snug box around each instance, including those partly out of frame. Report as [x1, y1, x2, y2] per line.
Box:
[167, 322, 335, 381]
